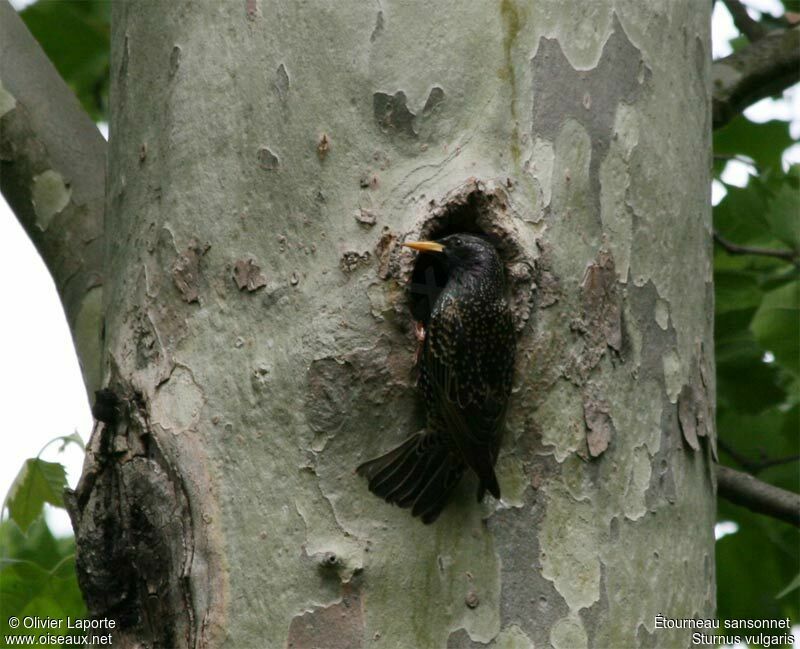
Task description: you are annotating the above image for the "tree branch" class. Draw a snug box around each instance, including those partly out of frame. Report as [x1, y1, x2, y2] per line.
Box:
[718, 438, 800, 474]
[722, 0, 768, 41]
[717, 465, 800, 527]
[713, 230, 798, 263]
[0, 0, 105, 396]
[712, 26, 800, 130]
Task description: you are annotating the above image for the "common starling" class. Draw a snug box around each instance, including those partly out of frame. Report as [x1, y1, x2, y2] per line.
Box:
[357, 234, 516, 523]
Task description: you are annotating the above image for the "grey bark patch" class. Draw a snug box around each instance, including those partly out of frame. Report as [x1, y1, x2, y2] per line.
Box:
[171, 239, 209, 303]
[422, 86, 446, 117]
[583, 387, 615, 457]
[637, 622, 658, 648]
[531, 14, 649, 220]
[286, 584, 363, 649]
[490, 492, 569, 649]
[233, 258, 267, 292]
[373, 90, 417, 138]
[257, 146, 279, 170]
[305, 339, 418, 456]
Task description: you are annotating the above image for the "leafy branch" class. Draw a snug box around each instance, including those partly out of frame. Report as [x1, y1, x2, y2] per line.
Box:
[713, 230, 799, 263]
[718, 438, 800, 474]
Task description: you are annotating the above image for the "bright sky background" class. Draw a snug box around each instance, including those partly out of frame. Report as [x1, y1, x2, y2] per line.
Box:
[0, 2, 797, 545]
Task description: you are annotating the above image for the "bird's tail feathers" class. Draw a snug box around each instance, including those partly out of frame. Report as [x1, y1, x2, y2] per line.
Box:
[473, 455, 501, 502]
[357, 433, 463, 524]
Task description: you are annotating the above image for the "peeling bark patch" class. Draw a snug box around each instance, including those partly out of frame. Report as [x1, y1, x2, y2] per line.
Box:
[233, 258, 267, 291]
[257, 146, 279, 170]
[355, 207, 376, 227]
[134, 310, 160, 369]
[582, 250, 621, 351]
[678, 385, 705, 451]
[370, 11, 384, 42]
[65, 390, 197, 647]
[373, 91, 417, 138]
[274, 64, 290, 101]
[245, 0, 259, 21]
[373, 87, 446, 141]
[375, 229, 397, 279]
[32, 169, 71, 230]
[169, 45, 181, 77]
[566, 249, 621, 384]
[171, 239, 209, 303]
[340, 250, 371, 274]
[287, 585, 363, 649]
[317, 133, 331, 160]
[583, 388, 615, 457]
[531, 14, 649, 218]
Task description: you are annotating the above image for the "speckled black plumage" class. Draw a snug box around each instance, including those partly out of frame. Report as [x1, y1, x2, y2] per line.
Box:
[358, 234, 515, 523]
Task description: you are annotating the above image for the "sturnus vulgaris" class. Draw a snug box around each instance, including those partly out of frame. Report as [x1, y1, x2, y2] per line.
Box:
[357, 234, 516, 523]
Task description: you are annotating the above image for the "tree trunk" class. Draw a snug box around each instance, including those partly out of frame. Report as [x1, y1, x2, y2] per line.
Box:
[65, 2, 716, 647]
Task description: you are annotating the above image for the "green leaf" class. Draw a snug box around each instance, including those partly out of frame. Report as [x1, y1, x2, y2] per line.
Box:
[53, 431, 85, 453]
[714, 181, 772, 247]
[714, 270, 764, 313]
[714, 117, 793, 172]
[718, 405, 800, 495]
[764, 175, 800, 250]
[0, 519, 86, 640]
[6, 459, 67, 533]
[717, 505, 800, 625]
[751, 281, 800, 376]
[20, 0, 110, 121]
[716, 308, 787, 413]
[777, 572, 800, 599]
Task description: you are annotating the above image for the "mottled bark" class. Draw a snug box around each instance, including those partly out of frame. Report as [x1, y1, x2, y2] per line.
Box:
[0, 0, 106, 395]
[68, 2, 715, 648]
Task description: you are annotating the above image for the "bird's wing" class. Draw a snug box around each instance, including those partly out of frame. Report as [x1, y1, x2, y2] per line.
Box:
[424, 298, 512, 496]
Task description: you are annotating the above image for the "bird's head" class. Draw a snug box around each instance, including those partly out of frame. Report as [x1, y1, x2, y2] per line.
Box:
[403, 233, 501, 276]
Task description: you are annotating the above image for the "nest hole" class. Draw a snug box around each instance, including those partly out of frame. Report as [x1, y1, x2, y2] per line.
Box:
[403, 185, 534, 331]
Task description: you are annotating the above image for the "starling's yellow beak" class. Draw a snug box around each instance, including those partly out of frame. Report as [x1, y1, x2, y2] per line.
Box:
[403, 240, 445, 253]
